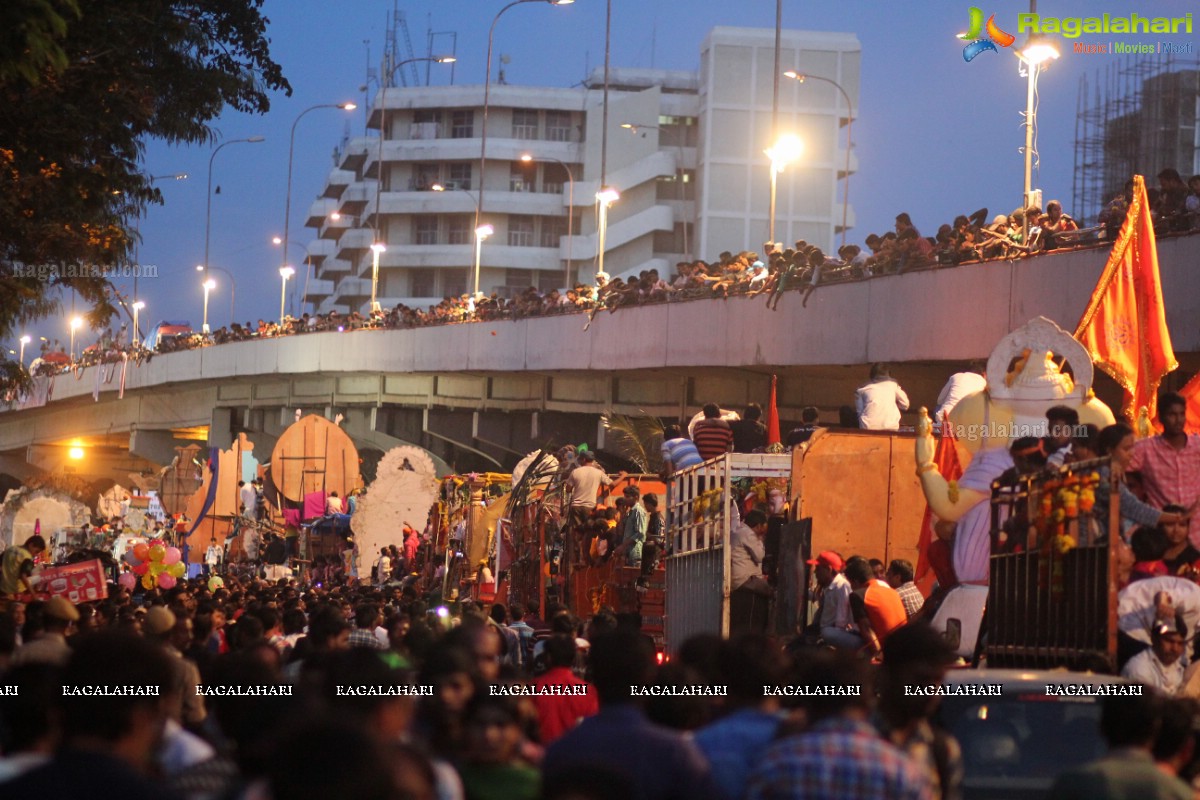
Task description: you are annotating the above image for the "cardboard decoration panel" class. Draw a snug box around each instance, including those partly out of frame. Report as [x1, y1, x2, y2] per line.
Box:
[270, 415, 361, 504]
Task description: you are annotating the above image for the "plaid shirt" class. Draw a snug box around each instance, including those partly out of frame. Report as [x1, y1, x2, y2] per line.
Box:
[1130, 434, 1200, 510]
[348, 628, 385, 650]
[896, 581, 925, 619]
[746, 717, 933, 800]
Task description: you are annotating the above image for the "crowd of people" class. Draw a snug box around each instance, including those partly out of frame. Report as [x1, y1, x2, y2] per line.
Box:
[21, 170, 1200, 383]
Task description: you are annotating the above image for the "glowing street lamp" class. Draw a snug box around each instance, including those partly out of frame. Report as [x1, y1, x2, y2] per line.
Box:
[18, 335, 31, 366]
[1015, 36, 1059, 243]
[278, 267, 295, 324]
[595, 187, 619, 284]
[131, 302, 145, 347]
[764, 134, 803, 247]
[201, 279, 217, 334]
[472, 224, 495, 300]
[69, 316, 83, 361]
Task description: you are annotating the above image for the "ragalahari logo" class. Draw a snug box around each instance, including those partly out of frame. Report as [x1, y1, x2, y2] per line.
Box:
[958, 7, 1016, 61]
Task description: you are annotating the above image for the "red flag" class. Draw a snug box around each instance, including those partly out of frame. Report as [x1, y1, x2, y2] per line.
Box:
[915, 417, 963, 590]
[766, 375, 781, 446]
[1182, 371, 1200, 435]
[1074, 174, 1178, 424]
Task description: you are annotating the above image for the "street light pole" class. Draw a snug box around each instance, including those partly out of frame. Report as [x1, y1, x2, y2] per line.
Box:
[196, 264, 236, 326]
[69, 317, 83, 362]
[278, 267, 295, 324]
[273, 237, 310, 317]
[130, 304, 144, 348]
[1016, 37, 1059, 244]
[369, 243, 386, 312]
[205, 137, 264, 289]
[473, 225, 494, 298]
[520, 154, 574, 287]
[764, 135, 803, 247]
[283, 103, 356, 283]
[19, 335, 31, 367]
[783, 71, 853, 249]
[477, 0, 574, 232]
[201, 280, 216, 335]
[595, 188, 619, 282]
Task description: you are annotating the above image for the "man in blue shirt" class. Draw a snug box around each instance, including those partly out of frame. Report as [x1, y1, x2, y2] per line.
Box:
[543, 628, 719, 800]
[694, 636, 786, 799]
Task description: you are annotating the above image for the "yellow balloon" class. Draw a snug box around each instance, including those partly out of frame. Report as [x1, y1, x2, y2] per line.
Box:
[149, 562, 165, 576]
[168, 562, 186, 578]
[148, 544, 166, 562]
[142, 574, 155, 590]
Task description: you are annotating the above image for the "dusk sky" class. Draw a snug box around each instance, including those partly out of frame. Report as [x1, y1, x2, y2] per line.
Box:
[27, 0, 1199, 347]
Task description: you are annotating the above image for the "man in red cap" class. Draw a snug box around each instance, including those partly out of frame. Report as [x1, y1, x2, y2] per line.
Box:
[808, 551, 861, 650]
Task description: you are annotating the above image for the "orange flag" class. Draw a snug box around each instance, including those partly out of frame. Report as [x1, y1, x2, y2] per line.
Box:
[1074, 174, 1178, 424]
[1182, 371, 1200, 435]
[766, 375, 781, 446]
[915, 417, 963, 591]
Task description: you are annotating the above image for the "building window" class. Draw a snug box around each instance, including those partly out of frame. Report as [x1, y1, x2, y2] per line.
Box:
[413, 163, 440, 191]
[414, 109, 440, 124]
[445, 162, 472, 190]
[538, 270, 561, 292]
[655, 169, 696, 201]
[542, 162, 571, 195]
[450, 109, 474, 139]
[410, 268, 436, 297]
[540, 216, 566, 248]
[657, 115, 698, 147]
[545, 111, 572, 142]
[508, 215, 535, 247]
[443, 269, 468, 298]
[505, 268, 534, 289]
[509, 160, 535, 192]
[512, 108, 539, 139]
[413, 215, 439, 245]
[447, 215, 471, 245]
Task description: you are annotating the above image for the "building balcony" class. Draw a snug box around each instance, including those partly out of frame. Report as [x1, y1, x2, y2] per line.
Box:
[322, 170, 357, 199]
[305, 198, 338, 228]
[371, 243, 561, 272]
[304, 279, 335, 302]
[316, 258, 354, 275]
[337, 137, 371, 173]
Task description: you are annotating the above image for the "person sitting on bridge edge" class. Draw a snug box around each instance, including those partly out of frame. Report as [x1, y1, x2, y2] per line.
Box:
[855, 363, 909, 431]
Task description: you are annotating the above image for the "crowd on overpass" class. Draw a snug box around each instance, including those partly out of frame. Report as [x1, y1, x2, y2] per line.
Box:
[22, 172, 1200, 379]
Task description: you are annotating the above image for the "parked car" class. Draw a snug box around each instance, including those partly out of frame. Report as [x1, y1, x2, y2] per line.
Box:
[936, 669, 1128, 800]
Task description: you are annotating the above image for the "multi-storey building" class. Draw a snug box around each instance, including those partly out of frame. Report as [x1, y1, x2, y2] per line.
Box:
[304, 26, 860, 313]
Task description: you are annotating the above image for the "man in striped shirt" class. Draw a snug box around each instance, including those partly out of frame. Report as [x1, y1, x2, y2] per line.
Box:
[692, 403, 734, 461]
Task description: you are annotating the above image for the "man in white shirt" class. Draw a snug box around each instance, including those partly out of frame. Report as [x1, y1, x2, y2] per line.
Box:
[1122, 621, 1186, 695]
[730, 510, 771, 636]
[204, 538, 222, 577]
[325, 492, 344, 515]
[933, 366, 986, 427]
[564, 451, 613, 529]
[239, 480, 256, 519]
[855, 363, 910, 430]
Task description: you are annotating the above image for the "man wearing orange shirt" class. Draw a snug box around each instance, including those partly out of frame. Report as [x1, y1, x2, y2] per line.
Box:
[844, 556, 908, 659]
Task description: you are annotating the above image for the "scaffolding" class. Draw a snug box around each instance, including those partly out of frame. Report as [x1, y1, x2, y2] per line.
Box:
[1073, 52, 1200, 226]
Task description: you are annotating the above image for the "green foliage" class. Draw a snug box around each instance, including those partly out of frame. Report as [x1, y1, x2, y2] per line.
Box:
[600, 413, 665, 473]
[0, 0, 291, 348]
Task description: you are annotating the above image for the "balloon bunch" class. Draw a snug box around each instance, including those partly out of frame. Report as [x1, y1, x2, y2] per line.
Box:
[120, 539, 186, 591]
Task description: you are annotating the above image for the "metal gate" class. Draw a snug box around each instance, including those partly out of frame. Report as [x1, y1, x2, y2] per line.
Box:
[985, 457, 1118, 671]
[663, 453, 791, 653]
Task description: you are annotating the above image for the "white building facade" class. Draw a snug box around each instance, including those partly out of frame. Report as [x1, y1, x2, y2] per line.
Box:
[303, 26, 860, 313]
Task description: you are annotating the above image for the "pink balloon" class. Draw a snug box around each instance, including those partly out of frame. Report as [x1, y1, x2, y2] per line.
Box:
[157, 573, 176, 590]
[163, 547, 182, 565]
[118, 572, 138, 591]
